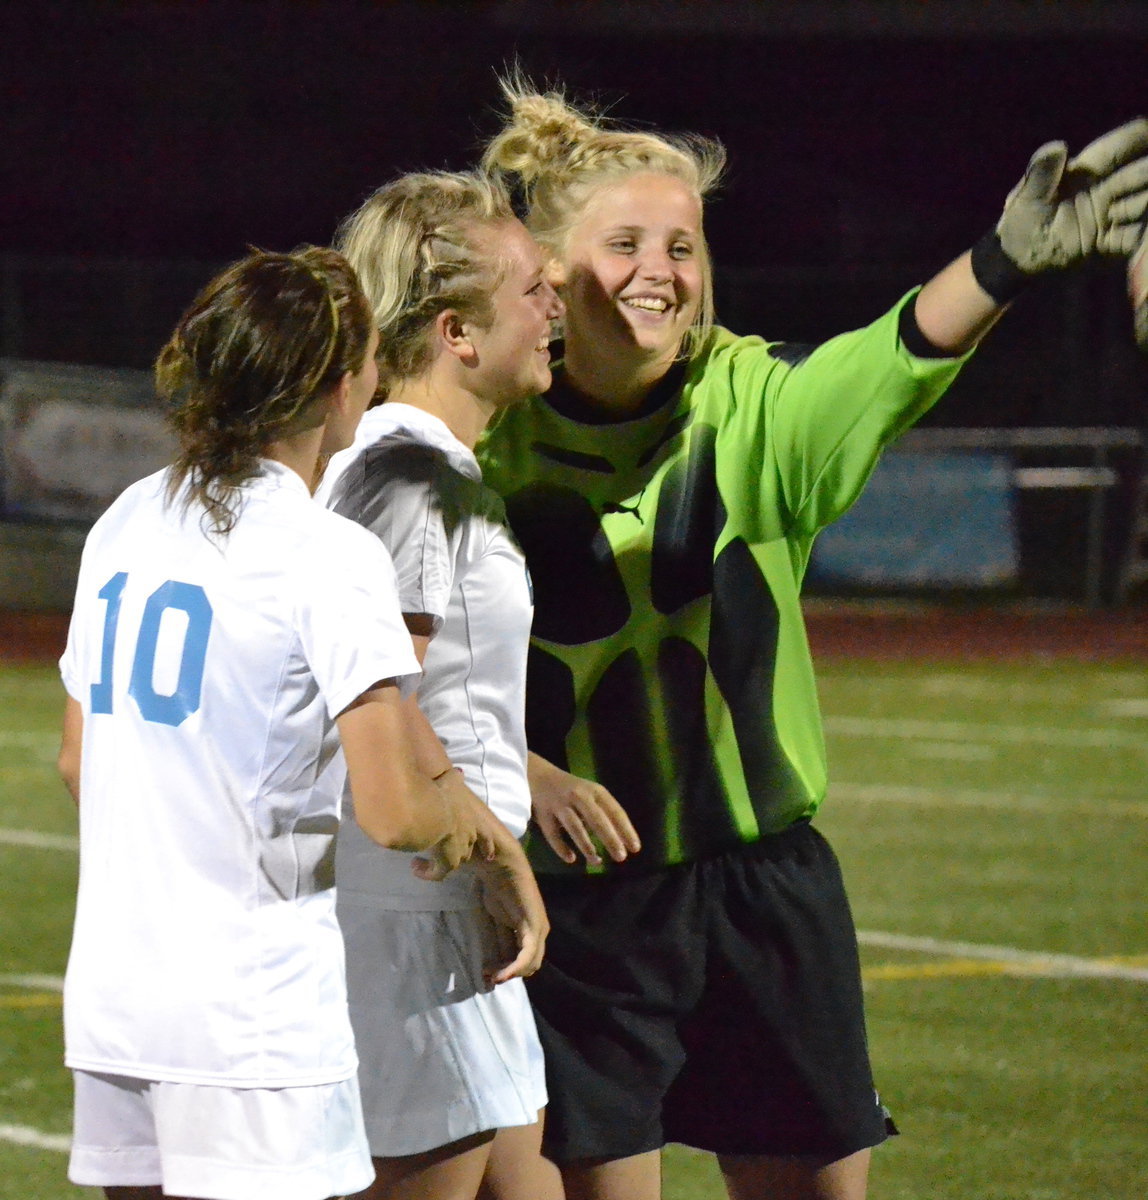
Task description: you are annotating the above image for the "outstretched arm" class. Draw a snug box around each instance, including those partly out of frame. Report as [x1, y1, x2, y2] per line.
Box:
[914, 118, 1148, 357]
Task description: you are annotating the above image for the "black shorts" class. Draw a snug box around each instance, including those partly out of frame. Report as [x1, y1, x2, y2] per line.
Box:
[527, 820, 892, 1163]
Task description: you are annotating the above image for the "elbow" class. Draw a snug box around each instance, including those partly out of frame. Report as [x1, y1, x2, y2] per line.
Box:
[352, 784, 443, 853]
[57, 754, 80, 805]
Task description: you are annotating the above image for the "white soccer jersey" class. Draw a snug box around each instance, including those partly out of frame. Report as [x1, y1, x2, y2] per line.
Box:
[59, 460, 420, 1087]
[321, 404, 533, 909]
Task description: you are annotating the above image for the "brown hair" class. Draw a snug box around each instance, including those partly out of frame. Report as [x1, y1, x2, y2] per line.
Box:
[481, 77, 726, 356]
[156, 246, 372, 535]
[335, 171, 516, 390]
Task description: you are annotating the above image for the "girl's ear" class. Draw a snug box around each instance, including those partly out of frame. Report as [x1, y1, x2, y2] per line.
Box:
[436, 308, 477, 363]
[329, 369, 354, 419]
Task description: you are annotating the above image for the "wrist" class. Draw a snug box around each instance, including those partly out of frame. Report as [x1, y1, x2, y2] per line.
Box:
[970, 230, 1031, 305]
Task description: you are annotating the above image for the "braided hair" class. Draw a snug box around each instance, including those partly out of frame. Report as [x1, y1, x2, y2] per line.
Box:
[156, 246, 372, 535]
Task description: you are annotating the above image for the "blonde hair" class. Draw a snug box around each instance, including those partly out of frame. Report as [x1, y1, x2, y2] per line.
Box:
[481, 77, 726, 357]
[335, 171, 516, 389]
[157, 246, 372, 536]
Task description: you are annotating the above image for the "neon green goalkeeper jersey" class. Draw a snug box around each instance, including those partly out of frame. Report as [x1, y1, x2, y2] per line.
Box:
[479, 293, 967, 873]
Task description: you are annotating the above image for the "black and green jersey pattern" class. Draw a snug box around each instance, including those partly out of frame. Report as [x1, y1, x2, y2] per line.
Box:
[480, 294, 967, 873]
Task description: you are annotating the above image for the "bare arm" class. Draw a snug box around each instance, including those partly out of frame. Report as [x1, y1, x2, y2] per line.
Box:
[336, 681, 478, 865]
[400, 623, 549, 981]
[58, 696, 83, 805]
[913, 251, 1007, 357]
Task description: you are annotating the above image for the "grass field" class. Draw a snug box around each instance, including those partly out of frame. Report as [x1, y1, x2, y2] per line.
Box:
[1, 647, 1145, 1199]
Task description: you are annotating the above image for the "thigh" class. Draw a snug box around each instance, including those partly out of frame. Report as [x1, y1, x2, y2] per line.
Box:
[363, 1130, 495, 1200]
[664, 824, 891, 1160]
[718, 1146, 871, 1200]
[478, 1112, 562, 1200]
[527, 868, 704, 1164]
[343, 904, 547, 1157]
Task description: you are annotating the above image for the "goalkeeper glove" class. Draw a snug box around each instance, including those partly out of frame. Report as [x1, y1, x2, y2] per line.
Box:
[972, 118, 1148, 303]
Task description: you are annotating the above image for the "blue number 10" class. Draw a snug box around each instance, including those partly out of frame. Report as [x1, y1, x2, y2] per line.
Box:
[89, 574, 214, 728]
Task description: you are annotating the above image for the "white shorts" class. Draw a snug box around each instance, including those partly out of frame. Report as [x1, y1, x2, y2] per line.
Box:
[340, 901, 548, 1157]
[69, 1070, 374, 1200]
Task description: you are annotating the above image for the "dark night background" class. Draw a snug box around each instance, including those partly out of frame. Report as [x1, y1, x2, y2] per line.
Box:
[2, 0, 1147, 426]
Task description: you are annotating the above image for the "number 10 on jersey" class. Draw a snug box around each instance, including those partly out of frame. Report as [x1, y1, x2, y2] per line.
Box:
[89, 573, 214, 727]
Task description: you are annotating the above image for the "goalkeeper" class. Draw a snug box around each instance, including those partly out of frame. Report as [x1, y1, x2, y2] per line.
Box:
[478, 82, 1148, 1200]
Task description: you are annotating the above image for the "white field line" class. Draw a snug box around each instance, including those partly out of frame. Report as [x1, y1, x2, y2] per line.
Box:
[825, 714, 1147, 752]
[832, 781, 1148, 820]
[858, 930, 1148, 983]
[1, 973, 64, 992]
[0, 828, 77, 851]
[0, 1123, 71, 1153]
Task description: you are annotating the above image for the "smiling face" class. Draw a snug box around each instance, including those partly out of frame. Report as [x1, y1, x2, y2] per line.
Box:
[466, 218, 564, 406]
[560, 172, 705, 375]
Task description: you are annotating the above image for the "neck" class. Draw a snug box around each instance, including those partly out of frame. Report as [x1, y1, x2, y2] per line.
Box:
[562, 338, 679, 417]
[386, 372, 493, 450]
[265, 425, 325, 491]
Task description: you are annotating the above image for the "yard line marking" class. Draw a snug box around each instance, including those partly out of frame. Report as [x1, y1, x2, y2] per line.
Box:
[908, 742, 996, 762]
[0, 828, 77, 851]
[832, 782, 1148, 820]
[1099, 698, 1148, 717]
[825, 715, 1147, 752]
[1, 974, 63, 991]
[1, 993, 62, 1009]
[864, 959, 1024, 981]
[0, 974, 63, 1010]
[0, 1123, 70, 1153]
[858, 931, 1148, 982]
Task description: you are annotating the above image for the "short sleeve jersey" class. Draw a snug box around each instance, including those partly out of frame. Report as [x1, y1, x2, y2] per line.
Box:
[59, 460, 419, 1086]
[478, 295, 968, 874]
[320, 404, 534, 910]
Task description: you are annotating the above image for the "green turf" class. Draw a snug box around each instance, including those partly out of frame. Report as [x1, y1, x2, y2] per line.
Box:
[2, 658, 1146, 1197]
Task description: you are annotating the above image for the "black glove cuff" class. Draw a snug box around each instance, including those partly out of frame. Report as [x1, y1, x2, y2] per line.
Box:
[970, 230, 1031, 305]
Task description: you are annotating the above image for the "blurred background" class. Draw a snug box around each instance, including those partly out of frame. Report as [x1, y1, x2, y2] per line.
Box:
[2, 0, 1148, 607]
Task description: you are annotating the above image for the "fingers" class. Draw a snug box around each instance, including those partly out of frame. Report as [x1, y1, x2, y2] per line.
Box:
[533, 776, 642, 865]
[1068, 117, 1148, 179]
[1130, 232, 1148, 306]
[1014, 141, 1068, 205]
[1084, 155, 1148, 204]
[593, 792, 642, 860]
[484, 930, 545, 987]
[1130, 233, 1148, 352]
[410, 854, 451, 882]
[1085, 167, 1148, 255]
[536, 810, 590, 865]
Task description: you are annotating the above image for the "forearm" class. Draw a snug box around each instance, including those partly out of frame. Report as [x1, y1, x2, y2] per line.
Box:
[913, 251, 1007, 357]
[337, 685, 476, 856]
[57, 696, 82, 806]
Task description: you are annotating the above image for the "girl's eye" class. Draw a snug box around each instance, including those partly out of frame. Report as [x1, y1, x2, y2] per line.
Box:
[608, 240, 636, 253]
[670, 243, 693, 260]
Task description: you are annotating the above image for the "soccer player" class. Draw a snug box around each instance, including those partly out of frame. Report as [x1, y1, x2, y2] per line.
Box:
[478, 83, 1148, 1200]
[314, 171, 572, 1200]
[56, 246, 543, 1200]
